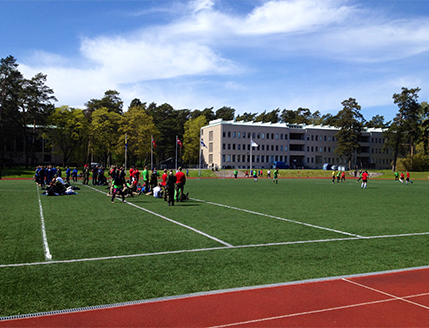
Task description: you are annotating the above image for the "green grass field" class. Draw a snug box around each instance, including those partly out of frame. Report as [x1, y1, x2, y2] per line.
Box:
[1, 176, 429, 318]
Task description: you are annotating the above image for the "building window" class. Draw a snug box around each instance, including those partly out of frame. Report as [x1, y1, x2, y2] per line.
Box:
[238, 132, 241, 138]
[223, 143, 226, 150]
[209, 131, 213, 141]
[243, 132, 246, 138]
[232, 155, 236, 162]
[257, 133, 260, 139]
[228, 132, 231, 138]
[271, 133, 274, 139]
[209, 154, 213, 163]
[233, 132, 236, 138]
[209, 143, 213, 152]
[233, 144, 236, 150]
[262, 133, 265, 139]
[280, 146, 283, 151]
[276, 134, 279, 140]
[227, 155, 231, 162]
[238, 144, 241, 150]
[237, 155, 241, 162]
[280, 134, 283, 140]
[311, 135, 314, 141]
[228, 144, 231, 150]
[253, 133, 256, 138]
[222, 155, 226, 162]
[285, 146, 288, 151]
[267, 133, 270, 140]
[276, 145, 279, 151]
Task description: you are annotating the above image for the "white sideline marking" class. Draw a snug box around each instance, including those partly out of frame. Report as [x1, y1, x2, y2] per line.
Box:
[2, 232, 429, 268]
[343, 278, 429, 310]
[84, 184, 233, 248]
[36, 185, 52, 261]
[191, 197, 363, 238]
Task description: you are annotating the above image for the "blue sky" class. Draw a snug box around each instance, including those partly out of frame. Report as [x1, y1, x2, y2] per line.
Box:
[2, 0, 429, 122]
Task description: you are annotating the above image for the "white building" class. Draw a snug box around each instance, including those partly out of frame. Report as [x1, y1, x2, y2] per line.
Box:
[200, 119, 393, 170]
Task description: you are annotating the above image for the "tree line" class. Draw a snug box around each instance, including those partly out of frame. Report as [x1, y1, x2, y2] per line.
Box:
[1, 55, 428, 170]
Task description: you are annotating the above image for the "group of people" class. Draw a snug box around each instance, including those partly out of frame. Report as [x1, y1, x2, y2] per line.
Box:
[109, 165, 188, 206]
[332, 170, 347, 183]
[34, 164, 79, 196]
[331, 170, 369, 188]
[394, 171, 413, 184]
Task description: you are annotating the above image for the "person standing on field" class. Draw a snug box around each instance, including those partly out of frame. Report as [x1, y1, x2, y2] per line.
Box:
[175, 167, 186, 202]
[234, 169, 238, 179]
[166, 170, 176, 206]
[361, 171, 369, 189]
[273, 169, 279, 184]
[142, 166, 149, 193]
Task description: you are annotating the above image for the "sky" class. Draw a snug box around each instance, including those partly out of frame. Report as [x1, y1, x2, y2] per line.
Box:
[1, 0, 429, 123]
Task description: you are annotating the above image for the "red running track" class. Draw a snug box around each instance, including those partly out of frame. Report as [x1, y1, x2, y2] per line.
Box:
[1, 267, 429, 327]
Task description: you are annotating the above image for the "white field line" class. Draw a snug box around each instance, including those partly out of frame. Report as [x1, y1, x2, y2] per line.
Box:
[36, 185, 52, 261]
[343, 278, 429, 310]
[208, 290, 429, 328]
[84, 184, 233, 248]
[2, 232, 429, 268]
[191, 197, 363, 238]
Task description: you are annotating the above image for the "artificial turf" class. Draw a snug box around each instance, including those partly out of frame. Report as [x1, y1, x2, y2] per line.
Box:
[1, 177, 428, 317]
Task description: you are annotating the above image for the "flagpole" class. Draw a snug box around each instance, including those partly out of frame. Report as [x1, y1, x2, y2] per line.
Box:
[199, 129, 202, 177]
[250, 139, 252, 175]
[151, 134, 153, 169]
[175, 135, 178, 171]
[125, 133, 127, 173]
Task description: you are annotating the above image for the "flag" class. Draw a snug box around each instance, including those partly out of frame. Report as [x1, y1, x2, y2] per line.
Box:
[251, 139, 258, 147]
[200, 140, 208, 148]
[152, 136, 157, 148]
[125, 134, 128, 149]
[177, 137, 183, 148]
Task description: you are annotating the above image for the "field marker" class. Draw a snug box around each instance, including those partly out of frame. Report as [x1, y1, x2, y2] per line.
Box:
[83, 184, 233, 248]
[36, 185, 52, 261]
[191, 197, 364, 238]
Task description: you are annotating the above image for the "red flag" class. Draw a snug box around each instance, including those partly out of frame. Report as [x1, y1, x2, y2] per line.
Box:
[177, 137, 183, 148]
[152, 137, 156, 148]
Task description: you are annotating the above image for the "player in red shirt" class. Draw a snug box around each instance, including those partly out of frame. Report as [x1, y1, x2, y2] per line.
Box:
[399, 172, 405, 184]
[406, 171, 413, 185]
[361, 171, 369, 189]
[161, 169, 168, 201]
[175, 167, 186, 202]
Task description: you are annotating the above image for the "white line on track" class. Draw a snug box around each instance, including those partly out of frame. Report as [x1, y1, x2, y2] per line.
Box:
[36, 185, 52, 261]
[191, 197, 363, 238]
[343, 278, 429, 310]
[84, 184, 233, 248]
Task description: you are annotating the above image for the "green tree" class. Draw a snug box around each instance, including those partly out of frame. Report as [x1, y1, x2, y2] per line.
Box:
[46, 106, 88, 166]
[385, 87, 422, 170]
[215, 106, 235, 120]
[182, 115, 208, 164]
[90, 107, 121, 166]
[236, 112, 257, 122]
[20, 72, 57, 166]
[85, 90, 123, 117]
[334, 98, 365, 169]
[365, 115, 388, 128]
[0, 56, 23, 167]
[254, 109, 280, 123]
[118, 105, 158, 166]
